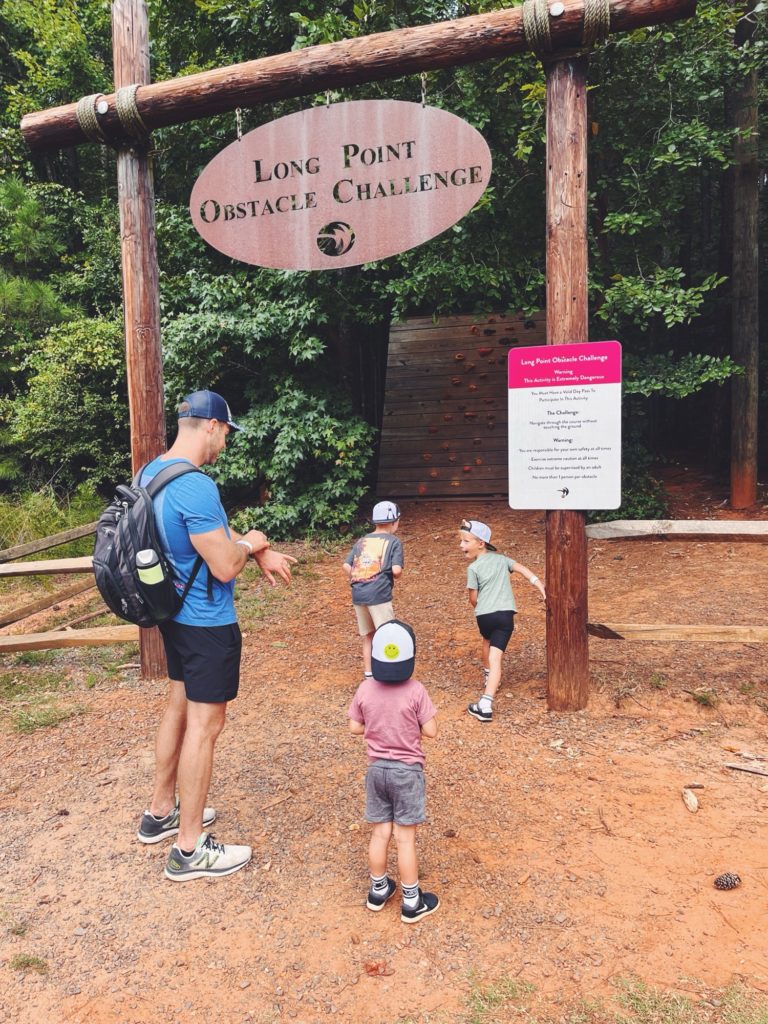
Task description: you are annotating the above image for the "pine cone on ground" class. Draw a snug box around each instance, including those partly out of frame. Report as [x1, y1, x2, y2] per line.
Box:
[713, 872, 741, 890]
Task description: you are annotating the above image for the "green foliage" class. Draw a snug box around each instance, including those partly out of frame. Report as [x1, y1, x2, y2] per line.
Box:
[597, 269, 726, 331]
[7, 319, 129, 489]
[587, 441, 668, 523]
[223, 382, 376, 539]
[0, 482, 103, 550]
[623, 352, 743, 399]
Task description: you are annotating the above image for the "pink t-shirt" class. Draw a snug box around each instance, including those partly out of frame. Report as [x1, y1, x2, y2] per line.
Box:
[348, 677, 437, 766]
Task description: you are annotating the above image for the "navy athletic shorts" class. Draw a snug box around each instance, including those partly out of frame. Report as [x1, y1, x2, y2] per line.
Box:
[159, 620, 242, 703]
[475, 610, 515, 652]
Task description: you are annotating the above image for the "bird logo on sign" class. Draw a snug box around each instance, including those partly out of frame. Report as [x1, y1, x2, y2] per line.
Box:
[558, 487, 570, 498]
[316, 222, 356, 256]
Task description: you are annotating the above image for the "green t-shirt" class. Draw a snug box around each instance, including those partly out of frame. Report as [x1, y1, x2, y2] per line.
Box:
[466, 552, 517, 616]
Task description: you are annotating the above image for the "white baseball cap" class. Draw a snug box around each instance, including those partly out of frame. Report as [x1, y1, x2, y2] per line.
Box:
[460, 519, 497, 551]
[372, 500, 401, 524]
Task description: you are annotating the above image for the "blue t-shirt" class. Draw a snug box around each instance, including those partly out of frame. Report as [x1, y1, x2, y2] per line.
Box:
[139, 456, 236, 626]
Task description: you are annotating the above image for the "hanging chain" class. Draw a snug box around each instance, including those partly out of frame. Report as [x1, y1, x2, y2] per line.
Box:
[420, 72, 427, 107]
[235, 107, 243, 142]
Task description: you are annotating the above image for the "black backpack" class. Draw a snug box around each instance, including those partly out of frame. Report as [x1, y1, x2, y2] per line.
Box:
[93, 462, 206, 628]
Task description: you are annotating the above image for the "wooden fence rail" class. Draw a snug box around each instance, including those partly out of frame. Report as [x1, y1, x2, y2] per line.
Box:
[0, 522, 97, 563]
[587, 518, 768, 643]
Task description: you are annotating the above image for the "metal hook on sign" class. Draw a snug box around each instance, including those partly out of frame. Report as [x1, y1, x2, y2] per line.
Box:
[420, 72, 427, 107]
[235, 107, 243, 142]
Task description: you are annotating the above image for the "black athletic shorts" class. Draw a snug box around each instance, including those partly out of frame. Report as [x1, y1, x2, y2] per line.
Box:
[475, 610, 515, 652]
[159, 620, 242, 703]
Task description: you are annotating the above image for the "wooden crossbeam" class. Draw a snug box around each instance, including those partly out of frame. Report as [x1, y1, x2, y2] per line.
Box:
[588, 622, 768, 642]
[0, 557, 94, 578]
[586, 519, 768, 541]
[0, 625, 138, 653]
[0, 522, 97, 563]
[20, 0, 696, 151]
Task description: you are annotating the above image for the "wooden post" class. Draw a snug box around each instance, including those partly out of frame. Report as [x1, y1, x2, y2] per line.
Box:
[544, 56, 590, 711]
[112, 0, 168, 679]
[728, 0, 759, 509]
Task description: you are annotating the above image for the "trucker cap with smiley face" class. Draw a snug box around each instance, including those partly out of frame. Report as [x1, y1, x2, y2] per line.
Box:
[371, 620, 416, 684]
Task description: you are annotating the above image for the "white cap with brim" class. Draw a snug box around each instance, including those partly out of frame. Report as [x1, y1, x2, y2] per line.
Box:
[371, 620, 416, 684]
[372, 500, 401, 524]
[460, 519, 497, 551]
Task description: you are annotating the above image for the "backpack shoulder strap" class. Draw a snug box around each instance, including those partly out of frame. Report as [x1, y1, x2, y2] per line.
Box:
[143, 461, 203, 498]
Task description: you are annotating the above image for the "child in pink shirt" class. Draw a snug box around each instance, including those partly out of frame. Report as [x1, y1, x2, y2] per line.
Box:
[348, 620, 439, 923]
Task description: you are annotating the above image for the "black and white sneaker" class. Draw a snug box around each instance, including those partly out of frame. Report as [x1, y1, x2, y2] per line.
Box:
[366, 877, 396, 911]
[137, 801, 216, 844]
[467, 701, 493, 722]
[401, 889, 440, 924]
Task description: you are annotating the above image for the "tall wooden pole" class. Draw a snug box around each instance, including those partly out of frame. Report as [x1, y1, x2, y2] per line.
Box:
[728, 0, 759, 509]
[544, 56, 590, 711]
[113, 0, 168, 679]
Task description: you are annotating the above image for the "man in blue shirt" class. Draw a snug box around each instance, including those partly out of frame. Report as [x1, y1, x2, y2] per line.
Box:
[135, 390, 296, 881]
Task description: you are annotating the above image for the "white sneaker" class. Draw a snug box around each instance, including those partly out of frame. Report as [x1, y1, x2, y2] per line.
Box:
[164, 832, 251, 881]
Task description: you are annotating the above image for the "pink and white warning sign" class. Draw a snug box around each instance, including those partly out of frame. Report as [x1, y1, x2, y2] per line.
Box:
[508, 341, 622, 510]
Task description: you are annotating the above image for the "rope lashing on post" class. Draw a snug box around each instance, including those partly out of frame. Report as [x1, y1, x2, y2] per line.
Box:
[582, 0, 611, 46]
[115, 84, 151, 145]
[522, 0, 553, 56]
[75, 93, 108, 145]
[522, 0, 612, 56]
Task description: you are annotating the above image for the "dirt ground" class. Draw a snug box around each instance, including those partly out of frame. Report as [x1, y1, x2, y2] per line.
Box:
[1, 467, 768, 1024]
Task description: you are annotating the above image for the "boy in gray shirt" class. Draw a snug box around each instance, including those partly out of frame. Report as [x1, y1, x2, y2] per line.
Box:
[343, 501, 403, 680]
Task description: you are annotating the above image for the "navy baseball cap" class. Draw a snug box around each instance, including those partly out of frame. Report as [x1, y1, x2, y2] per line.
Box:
[178, 390, 241, 431]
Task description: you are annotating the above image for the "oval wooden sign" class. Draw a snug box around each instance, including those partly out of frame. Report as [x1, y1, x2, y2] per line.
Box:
[189, 100, 492, 271]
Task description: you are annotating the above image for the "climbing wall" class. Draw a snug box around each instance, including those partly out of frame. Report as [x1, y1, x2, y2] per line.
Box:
[377, 311, 546, 497]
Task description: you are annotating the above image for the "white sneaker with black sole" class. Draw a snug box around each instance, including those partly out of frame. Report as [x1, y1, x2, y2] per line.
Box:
[164, 832, 251, 881]
[137, 801, 216, 844]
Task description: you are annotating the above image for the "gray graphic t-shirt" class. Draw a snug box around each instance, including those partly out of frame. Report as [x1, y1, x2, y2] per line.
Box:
[345, 533, 404, 606]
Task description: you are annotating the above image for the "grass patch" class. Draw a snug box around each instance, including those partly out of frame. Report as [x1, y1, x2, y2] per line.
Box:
[464, 975, 532, 1024]
[14, 649, 57, 667]
[684, 688, 719, 708]
[12, 701, 84, 734]
[613, 978, 768, 1024]
[649, 672, 668, 690]
[9, 953, 48, 974]
[0, 667, 69, 701]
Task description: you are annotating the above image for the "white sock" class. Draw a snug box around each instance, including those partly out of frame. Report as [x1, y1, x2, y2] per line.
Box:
[478, 694, 494, 713]
[402, 882, 420, 909]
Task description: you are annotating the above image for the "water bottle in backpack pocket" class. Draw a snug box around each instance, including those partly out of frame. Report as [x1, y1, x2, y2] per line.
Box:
[135, 548, 184, 623]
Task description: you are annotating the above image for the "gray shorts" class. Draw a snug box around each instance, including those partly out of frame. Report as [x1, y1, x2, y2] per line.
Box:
[365, 759, 426, 826]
